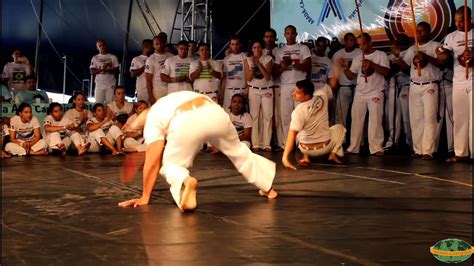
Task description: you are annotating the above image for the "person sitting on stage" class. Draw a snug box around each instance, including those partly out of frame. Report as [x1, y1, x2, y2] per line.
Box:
[5, 103, 48, 156]
[282, 76, 346, 170]
[122, 100, 148, 153]
[87, 103, 123, 155]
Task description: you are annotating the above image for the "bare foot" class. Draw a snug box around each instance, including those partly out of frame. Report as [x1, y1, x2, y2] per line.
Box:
[180, 177, 198, 211]
[447, 156, 468, 163]
[1, 150, 11, 158]
[258, 187, 278, 199]
[30, 149, 48, 156]
[77, 143, 90, 156]
[328, 153, 342, 164]
[298, 159, 310, 167]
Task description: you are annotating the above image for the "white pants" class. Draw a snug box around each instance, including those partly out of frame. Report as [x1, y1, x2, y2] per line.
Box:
[273, 86, 285, 147]
[280, 84, 298, 145]
[95, 83, 115, 104]
[299, 124, 346, 158]
[249, 88, 273, 149]
[223, 87, 246, 110]
[153, 83, 168, 102]
[435, 82, 454, 152]
[124, 137, 146, 152]
[409, 82, 438, 156]
[160, 103, 276, 208]
[194, 90, 218, 103]
[88, 125, 123, 153]
[136, 86, 149, 102]
[168, 83, 192, 95]
[452, 82, 472, 157]
[334, 85, 353, 127]
[385, 83, 412, 148]
[347, 92, 384, 154]
[5, 139, 48, 156]
[46, 132, 80, 151]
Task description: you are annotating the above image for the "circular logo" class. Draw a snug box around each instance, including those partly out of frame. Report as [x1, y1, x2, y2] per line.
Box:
[430, 238, 473, 263]
[384, 0, 456, 42]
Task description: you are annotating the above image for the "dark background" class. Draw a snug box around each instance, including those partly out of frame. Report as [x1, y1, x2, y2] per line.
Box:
[2, 0, 270, 97]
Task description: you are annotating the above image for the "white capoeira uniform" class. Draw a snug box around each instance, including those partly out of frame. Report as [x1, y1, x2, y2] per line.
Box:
[107, 101, 133, 117]
[2, 62, 31, 91]
[290, 85, 346, 158]
[228, 111, 252, 148]
[130, 54, 149, 102]
[144, 91, 276, 208]
[122, 113, 146, 152]
[310, 53, 333, 91]
[264, 47, 284, 148]
[274, 43, 312, 144]
[161, 55, 192, 94]
[385, 51, 412, 148]
[5, 115, 48, 156]
[86, 117, 123, 153]
[145, 52, 173, 101]
[90, 53, 119, 103]
[43, 115, 84, 152]
[223, 52, 247, 109]
[246, 54, 274, 150]
[435, 68, 454, 153]
[403, 40, 442, 156]
[443, 29, 473, 158]
[346, 50, 389, 154]
[332, 48, 361, 127]
[189, 59, 222, 102]
[64, 108, 93, 147]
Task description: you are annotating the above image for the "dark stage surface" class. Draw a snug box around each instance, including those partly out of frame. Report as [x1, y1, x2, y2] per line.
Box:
[2, 152, 473, 265]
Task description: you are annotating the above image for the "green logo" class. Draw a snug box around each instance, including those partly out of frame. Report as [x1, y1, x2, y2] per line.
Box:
[430, 238, 473, 263]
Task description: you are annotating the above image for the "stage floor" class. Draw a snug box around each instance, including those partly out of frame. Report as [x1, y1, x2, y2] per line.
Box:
[2, 152, 473, 265]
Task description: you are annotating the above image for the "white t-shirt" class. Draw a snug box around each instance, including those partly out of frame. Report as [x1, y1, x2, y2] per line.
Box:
[145, 52, 173, 90]
[403, 40, 442, 83]
[310, 54, 333, 89]
[275, 43, 311, 85]
[64, 108, 93, 131]
[161, 55, 192, 91]
[228, 112, 252, 136]
[350, 50, 390, 96]
[9, 115, 40, 140]
[144, 91, 206, 144]
[290, 85, 331, 144]
[107, 101, 133, 116]
[90, 53, 119, 86]
[388, 51, 410, 87]
[86, 117, 114, 133]
[43, 115, 74, 138]
[246, 55, 273, 88]
[223, 52, 247, 88]
[2, 62, 32, 90]
[332, 48, 361, 86]
[443, 30, 473, 84]
[130, 55, 148, 92]
[189, 59, 222, 93]
[122, 113, 142, 135]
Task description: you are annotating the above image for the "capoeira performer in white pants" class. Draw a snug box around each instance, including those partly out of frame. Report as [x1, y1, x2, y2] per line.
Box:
[221, 35, 248, 109]
[282, 78, 346, 170]
[118, 91, 278, 211]
[145, 36, 173, 104]
[44, 102, 90, 155]
[274, 25, 312, 146]
[189, 43, 223, 102]
[386, 34, 412, 150]
[438, 6, 473, 162]
[332, 33, 360, 128]
[340, 33, 390, 156]
[398, 22, 442, 160]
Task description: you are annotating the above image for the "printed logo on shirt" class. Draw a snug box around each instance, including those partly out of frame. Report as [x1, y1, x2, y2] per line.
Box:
[175, 63, 190, 78]
[427, 88, 436, 95]
[12, 70, 26, 83]
[310, 96, 324, 113]
[311, 66, 328, 82]
[232, 121, 245, 135]
[227, 61, 243, 80]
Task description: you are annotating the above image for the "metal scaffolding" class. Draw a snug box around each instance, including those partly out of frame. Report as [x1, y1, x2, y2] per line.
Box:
[136, 0, 163, 37]
[170, 0, 211, 45]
